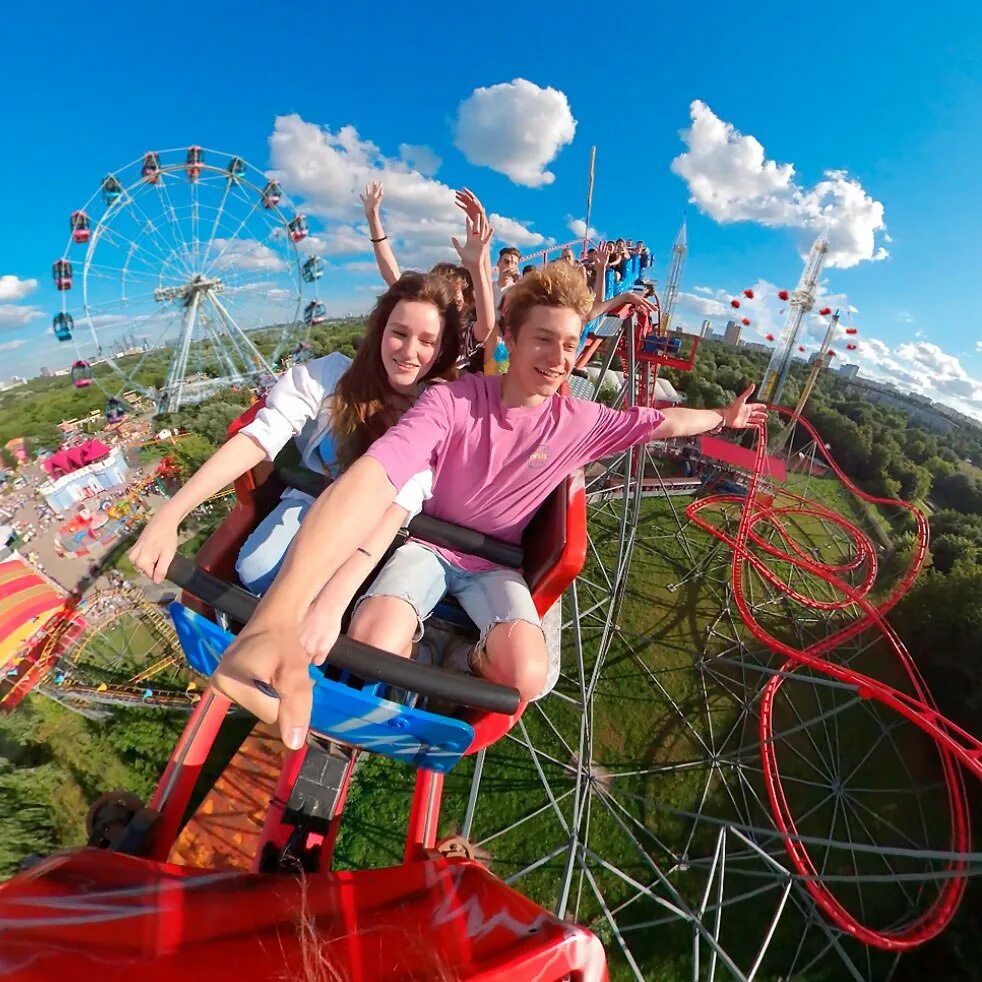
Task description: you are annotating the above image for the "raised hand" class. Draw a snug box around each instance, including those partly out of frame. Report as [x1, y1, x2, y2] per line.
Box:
[618, 292, 658, 315]
[454, 187, 488, 225]
[595, 241, 613, 268]
[361, 181, 384, 219]
[452, 210, 493, 268]
[721, 385, 769, 429]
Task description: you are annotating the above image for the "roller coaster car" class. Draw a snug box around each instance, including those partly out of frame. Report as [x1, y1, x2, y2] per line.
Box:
[181, 398, 587, 758]
[0, 848, 607, 980]
[128, 398, 588, 893]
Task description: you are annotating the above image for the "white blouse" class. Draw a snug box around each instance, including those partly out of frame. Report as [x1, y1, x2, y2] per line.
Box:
[239, 352, 433, 516]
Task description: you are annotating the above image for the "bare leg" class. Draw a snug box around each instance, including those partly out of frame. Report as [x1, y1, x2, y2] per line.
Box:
[471, 620, 548, 703]
[348, 596, 418, 659]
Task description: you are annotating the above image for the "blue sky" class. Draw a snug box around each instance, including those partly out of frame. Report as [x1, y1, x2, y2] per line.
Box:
[3, 2, 981, 418]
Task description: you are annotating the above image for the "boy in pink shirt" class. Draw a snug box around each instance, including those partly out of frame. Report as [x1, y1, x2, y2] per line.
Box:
[212, 263, 767, 749]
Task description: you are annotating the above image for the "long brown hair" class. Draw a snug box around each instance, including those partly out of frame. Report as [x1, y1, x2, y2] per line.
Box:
[331, 272, 460, 470]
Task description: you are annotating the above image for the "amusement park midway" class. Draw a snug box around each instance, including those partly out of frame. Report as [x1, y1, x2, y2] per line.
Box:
[1, 8, 982, 981]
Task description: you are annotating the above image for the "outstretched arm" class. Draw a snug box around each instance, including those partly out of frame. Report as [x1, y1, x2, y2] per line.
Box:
[128, 432, 267, 583]
[210, 455, 399, 747]
[362, 182, 401, 286]
[453, 189, 495, 345]
[655, 385, 768, 439]
[587, 288, 656, 323]
[298, 499, 411, 663]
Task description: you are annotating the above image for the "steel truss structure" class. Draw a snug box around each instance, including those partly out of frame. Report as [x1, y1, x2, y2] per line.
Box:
[33, 587, 199, 717]
[450, 314, 982, 980]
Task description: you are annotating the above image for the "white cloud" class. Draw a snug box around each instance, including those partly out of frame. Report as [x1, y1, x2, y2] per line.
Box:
[671, 101, 888, 269]
[342, 260, 382, 272]
[0, 304, 44, 328]
[0, 339, 28, 352]
[210, 238, 287, 272]
[567, 217, 601, 240]
[306, 226, 368, 257]
[0, 276, 38, 302]
[489, 213, 549, 248]
[268, 114, 546, 268]
[693, 286, 716, 296]
[976, 340, 982, 352]
[453, 78, 576, 187]
[895, 341, 969, 380]
[398, 143, 442, 177]
[676, 291, 728, 318]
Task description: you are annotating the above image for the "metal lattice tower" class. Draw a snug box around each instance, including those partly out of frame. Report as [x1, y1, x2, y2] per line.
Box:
[759, 231, 829, 405]
[661, 216, 687, 332]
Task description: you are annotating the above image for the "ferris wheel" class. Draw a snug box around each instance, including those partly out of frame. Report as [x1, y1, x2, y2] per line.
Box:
[52, 146, 326, 417]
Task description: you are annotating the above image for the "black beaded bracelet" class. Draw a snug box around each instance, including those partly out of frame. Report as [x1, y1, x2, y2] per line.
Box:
[370, 235, 387, 243]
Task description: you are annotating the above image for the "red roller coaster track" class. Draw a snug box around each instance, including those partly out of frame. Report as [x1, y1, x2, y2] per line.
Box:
[687, 407, 973, 951]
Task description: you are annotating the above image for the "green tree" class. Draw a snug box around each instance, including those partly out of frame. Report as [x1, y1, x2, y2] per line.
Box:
[170, 432, 218, 482]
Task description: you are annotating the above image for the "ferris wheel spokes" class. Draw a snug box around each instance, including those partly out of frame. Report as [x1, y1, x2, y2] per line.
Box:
[208, 291, 273, 374]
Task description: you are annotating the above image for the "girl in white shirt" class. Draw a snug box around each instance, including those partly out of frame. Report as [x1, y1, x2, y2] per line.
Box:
[128, 272, 463, 593]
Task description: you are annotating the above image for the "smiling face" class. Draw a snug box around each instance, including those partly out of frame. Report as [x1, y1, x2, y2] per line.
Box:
[504, 305, 581, 402]
[379, 299, 444, 392]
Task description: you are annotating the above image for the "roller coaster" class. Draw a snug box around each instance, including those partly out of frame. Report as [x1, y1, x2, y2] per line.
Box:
[1, 281, 979, 980]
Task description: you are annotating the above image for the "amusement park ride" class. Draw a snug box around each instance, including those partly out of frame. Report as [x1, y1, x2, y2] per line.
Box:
[51, 147, 326, 418]
[10, 188, 980, 977]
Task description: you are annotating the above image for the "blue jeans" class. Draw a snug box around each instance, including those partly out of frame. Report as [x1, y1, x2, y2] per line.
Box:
[235, 494, 314, 595]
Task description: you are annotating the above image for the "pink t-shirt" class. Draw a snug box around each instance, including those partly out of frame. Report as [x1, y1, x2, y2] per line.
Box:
[365, 374, 665, 572]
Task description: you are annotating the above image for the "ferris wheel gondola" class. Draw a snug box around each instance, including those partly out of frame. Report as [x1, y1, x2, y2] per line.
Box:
[52, 146, 324, 414]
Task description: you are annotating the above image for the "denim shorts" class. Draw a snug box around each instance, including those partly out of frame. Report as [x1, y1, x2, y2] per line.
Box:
[359, 540, 559, 699]
[235, 493, 314, 595]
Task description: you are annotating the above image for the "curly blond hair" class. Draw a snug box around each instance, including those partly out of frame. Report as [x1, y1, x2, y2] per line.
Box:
[502, 261, 595, 337]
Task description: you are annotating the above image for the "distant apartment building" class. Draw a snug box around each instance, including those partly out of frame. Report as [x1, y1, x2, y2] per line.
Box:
[740, 341, 771, 354]
[700, 319, 712, 339]
[722, 320, 741, 346]
[839, 376, 957, 434]
[838, 363, 860, 379]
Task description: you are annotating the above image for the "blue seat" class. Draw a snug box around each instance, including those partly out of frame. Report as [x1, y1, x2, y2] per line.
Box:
[169, 603, 475, 773]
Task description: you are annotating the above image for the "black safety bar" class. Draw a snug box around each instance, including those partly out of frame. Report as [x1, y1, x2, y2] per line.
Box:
[166, 555, 520, 715]
[275, 464, 524, 569]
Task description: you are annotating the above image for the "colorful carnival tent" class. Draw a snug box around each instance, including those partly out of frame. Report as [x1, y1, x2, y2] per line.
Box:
[0, 559, 63, 669]
[43, 439, 112, 479]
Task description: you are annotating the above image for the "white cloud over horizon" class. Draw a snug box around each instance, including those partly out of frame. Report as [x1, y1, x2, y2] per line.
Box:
[453, 78, 576, 187]
[671, 100, 888, 269]
[0, 303, 44, 329]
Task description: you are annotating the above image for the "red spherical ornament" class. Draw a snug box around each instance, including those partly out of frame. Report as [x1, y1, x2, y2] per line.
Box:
[743, 289, 754, 299]
[766, 333, 775, 342]
[819, 306, 832, 316]
[730, 299, 741, 308]
[846, 342, 857, 350]
[741, 317, 750, 326]
[778, 289, 789, 301]
[827, 349, 837, 358]
[798, 345, 805, 352]
[845, 327, 858, 335]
